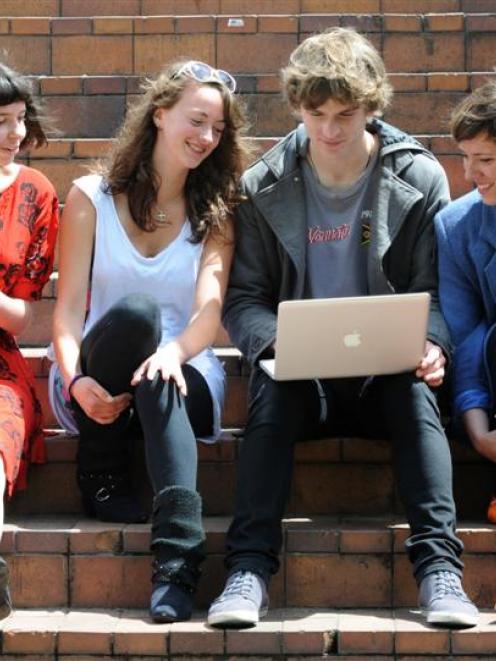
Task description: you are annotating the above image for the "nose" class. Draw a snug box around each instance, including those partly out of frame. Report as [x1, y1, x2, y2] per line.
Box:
[199, 125, 214, 146]
[463, 157, 476, 182]
[321, 120, 341, 140]
[9, 120, 24, 141]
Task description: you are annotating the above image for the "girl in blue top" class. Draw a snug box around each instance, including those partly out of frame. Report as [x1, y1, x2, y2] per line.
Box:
[435, 82, 496, 523]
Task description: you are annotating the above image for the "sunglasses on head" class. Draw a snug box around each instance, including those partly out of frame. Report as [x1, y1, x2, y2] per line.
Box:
[175, 61, 237, 93]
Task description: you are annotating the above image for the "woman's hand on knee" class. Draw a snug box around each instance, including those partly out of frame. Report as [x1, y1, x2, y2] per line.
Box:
[130, 343, 187, 396]
[71, 376, 132, 424]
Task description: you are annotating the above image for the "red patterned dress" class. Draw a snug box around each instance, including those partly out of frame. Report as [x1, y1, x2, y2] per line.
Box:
[0, 165, 58, 496]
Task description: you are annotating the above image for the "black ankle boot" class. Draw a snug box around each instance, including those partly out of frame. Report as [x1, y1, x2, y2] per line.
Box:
[77, 471, 148, 523]
[149, 486, 205, 623]
[0, 555, 12, 620]
[150, 559, 199, 622]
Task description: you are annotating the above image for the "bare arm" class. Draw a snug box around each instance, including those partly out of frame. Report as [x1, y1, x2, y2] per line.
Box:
[53, 185, 130, 424]
[132, 219, 234, 394]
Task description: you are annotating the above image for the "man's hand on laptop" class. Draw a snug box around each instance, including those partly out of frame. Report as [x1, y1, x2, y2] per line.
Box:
[415, 340, 445, 387]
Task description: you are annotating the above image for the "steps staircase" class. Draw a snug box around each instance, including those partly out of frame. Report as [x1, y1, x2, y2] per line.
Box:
[2, 0, 496, 657]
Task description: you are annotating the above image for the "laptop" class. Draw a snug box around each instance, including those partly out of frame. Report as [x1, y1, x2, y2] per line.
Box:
[259, 292, 430, 381]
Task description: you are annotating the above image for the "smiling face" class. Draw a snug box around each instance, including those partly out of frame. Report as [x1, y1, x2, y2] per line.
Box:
[0, 100, 26, 169]
[153, 82, 226, 173]
[299, 97, 371, 164]
[458, 132, 496, 206]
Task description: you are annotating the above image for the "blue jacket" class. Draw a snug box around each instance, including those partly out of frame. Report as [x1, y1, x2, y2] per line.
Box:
[435, 190, 496, 414]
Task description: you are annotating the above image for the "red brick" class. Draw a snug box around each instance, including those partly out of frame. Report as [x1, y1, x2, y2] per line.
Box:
[392, 554, 418, 607]
[428, 73, 470, 91]
[257, 75, 280, 92]
[51, 18, 92, 34]
[286, 554, 391, 607]
[83, 76, 126, 94]
[58, 632, 112, 655]
[114, 616, 167, 656]
[123, 524, 151, 553]
[171, 620, 224, 654]
[0, 37, 50, 75]
[426, 13, 465, 31]
[143, 0, 220, 12]
[389, 73, 425, 93]
[469, 33, 496, 71]
[462, 0, 496, 9]
[384, 34, 464, 73]
[69, 524, 123, 554]
[71, 556, 150, 608]
[0, 0, 58, 15]
[217, 33, 296, 74]
[61, 0, 141, 15]
[28, 140, 73, 158]
[226, 623, 282, 655]
[340, 528, 392, 554]
[40, 76, 81, 95]
[73, 139, 113, 158]
[302, 0, 380, 10]
[439, 154, 471, 200]
[0, 19, 7, 32]
[134, 34, 215, 75]
[383, 0, 459, 9]
[452, 626, 496, 654]
[44, 434, 77, 462]
[341, 437, 391, 463]
[294, 438, 340, 462]
[176, 16, 216, 33]
[93, 18, 134, 34]
[3, 630, 56, 654]
[223, 0, 298, 11]
[394, 611, 452, 654]
[338, 611, 394, 654]
[283, 612, 339, 654]
[10, 18, 50, 34]
[387, 91, 465, 134]
[383, 14, 422, 32]
[23, 159, 86, 203]
[134, 17, 174, 34]
[467, 14, 496, 31]
[16, 530, 68, 554]
[221, 374, 247, 427]
[0, 526, 15, 553]
[341, 14, 383, 32]
[9, 554, 68, 607]
[52, 36, 133, 75]
[217, 16, 257, 33]
[300, 15, 341, 34]
[430, 135, 457, 155]
[258, 15, 298, 33]
[46, 95, 126, 138]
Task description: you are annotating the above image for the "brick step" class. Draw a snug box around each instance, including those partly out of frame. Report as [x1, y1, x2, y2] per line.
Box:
[2, 607, 495, 659]
[6, 429, 494, 520]
[2, 516, 496, 610]
[5, 0, 492, 19]
[3, 12, 495, 77]
[23, 348, 246, 430]
[20, 131, 473, 204]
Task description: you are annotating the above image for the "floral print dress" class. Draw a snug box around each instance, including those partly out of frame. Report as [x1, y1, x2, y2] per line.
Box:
[0, 165, 58, 495]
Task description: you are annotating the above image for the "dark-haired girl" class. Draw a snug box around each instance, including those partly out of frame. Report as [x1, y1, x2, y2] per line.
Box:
[50, 60, 249, 622]
[0, 62, 58, 619]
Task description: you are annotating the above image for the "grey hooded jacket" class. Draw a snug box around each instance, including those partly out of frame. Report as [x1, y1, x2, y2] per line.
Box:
[223, 120, 452, 366]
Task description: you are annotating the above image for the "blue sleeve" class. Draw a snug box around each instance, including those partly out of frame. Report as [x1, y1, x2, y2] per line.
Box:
[435, 210, 491, 414]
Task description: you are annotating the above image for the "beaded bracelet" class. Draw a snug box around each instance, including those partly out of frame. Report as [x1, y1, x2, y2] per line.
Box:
[68, 374, 86, 398]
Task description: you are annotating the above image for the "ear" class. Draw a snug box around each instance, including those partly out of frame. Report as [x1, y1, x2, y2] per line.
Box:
[153, 108, 165, 129]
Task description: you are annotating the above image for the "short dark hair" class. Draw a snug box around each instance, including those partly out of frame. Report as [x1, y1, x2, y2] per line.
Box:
[450, 81, 496, 143]
[0, 61, 49, 149]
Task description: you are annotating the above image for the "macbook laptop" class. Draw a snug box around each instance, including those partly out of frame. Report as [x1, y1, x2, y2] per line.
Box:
[259, 292, 430, 381]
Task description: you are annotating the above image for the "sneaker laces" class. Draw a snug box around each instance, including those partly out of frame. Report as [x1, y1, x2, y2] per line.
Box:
[218, 571, 259, 602]
[433, 571, 468, 601]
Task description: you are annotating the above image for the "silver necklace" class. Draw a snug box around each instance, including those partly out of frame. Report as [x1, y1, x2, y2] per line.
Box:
[153, 207, 171, 226]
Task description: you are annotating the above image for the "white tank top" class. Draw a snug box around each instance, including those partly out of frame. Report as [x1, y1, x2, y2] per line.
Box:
[49, 174, 224, 442]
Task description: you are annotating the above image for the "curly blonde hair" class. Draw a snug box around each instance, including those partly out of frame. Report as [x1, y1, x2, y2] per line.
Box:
[99, 60, 250, 242]
[282, 28, 392, 115]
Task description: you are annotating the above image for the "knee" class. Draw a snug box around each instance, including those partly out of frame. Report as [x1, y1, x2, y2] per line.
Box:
[135, 374, 181, 408]
[112, 294, 161, 341]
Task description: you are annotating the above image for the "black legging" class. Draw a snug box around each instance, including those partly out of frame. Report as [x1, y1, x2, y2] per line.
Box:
[72, 293, 214, 493]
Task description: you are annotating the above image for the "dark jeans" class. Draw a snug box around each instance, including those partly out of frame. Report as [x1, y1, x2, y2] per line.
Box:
[225, 368, 464, 585]
[72, 293, 214, 493]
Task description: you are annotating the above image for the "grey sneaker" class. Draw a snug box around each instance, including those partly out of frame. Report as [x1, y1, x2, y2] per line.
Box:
[207, 570, 269, 628]
[418, 570, 478, 628]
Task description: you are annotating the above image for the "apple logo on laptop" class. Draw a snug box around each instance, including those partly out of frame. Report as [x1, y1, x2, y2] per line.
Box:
[343, 330, 361, 348]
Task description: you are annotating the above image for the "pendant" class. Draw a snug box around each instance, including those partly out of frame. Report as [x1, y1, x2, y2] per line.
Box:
[153, 209, 172, 226]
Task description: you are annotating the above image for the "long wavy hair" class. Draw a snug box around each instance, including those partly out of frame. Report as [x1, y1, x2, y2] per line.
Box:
[99, 60, 250, 242]
[0, 61, 49, 149]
